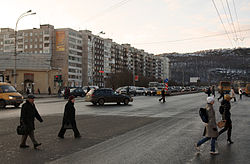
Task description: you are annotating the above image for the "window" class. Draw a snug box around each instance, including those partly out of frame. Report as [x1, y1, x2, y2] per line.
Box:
[30, 38, 33, 42]
[40, 50, 42, 53]
[34, 44, 37, 48]
[18, 45, 23, 48]
[35, 38, 38, 42]
[39, 44, 42, 48]
[30, 32, 33, 36]
[30, 45, 33, 48]
[24, 39, 28, 43]
[39, 38, 43, 42]
[44, 43, 49, 47]
[25, 45, 28, 49]
[34, 32, 38, 36]
[40, 31, 43, 35]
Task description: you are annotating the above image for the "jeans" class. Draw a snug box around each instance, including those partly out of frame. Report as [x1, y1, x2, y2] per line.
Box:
[197, 137, 217, 152]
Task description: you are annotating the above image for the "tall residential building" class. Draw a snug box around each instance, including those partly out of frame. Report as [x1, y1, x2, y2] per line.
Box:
[52, 28, 83, 87]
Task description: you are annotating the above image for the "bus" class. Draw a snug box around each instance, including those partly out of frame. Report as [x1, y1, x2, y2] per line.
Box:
[218, 81, 231, 94]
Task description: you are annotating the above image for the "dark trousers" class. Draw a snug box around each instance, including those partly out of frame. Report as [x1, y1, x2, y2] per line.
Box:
[58, 121, 80, 137]
[232, 97, 236, 102]
[240, 94, 242, 100]
[218, 94, 224, 101]
[219, 121, 232, 140]
[21, 130, 38, 145]
[159, 96, 165, 103]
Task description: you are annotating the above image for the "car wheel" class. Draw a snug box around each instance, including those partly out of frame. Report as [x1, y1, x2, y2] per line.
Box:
[0, 100, 6, 109]
[14, 103, 21, 108]
[124, 98, 129, 105]
[98, 99, 105, 106]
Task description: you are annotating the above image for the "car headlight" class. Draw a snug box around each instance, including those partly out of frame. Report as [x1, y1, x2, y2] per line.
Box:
[9, 96, 15, 99]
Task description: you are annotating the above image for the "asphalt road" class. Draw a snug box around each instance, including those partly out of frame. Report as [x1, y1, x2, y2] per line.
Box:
[0, 93, 249, 164]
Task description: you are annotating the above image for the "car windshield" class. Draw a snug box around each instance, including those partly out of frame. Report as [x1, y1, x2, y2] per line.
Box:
[0, 85, 17, 93]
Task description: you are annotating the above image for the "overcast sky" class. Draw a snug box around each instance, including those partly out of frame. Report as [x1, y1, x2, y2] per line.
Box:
[1, 0, 250, 54]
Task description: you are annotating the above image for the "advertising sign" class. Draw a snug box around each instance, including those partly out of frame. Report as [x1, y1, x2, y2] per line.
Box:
[56, 31, 65, 51]
[190, 77, 200, 83]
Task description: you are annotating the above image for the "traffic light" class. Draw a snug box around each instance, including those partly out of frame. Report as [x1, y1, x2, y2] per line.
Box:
[54, 75, 59, 82]
[54, 75, 62, 82]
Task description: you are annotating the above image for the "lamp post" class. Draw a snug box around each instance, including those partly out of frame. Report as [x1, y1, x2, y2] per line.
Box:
[14, 10, 36, 88]
[91, 31, 105, 86]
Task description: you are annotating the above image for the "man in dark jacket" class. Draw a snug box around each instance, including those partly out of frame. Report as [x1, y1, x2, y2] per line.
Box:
[58, 96, 81, 138]
[218, 94, 233, 144]
[159, 88, 166, 103]
[20, 94, 43, 149]
[206, 87, 212, 97]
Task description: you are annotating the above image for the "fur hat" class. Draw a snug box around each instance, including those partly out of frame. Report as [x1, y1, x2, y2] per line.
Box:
[207, 96, 215, 103]
[68, 95, 75, 101]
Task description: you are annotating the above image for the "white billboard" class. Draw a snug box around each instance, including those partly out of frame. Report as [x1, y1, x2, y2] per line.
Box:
[190, 77, 200, 83]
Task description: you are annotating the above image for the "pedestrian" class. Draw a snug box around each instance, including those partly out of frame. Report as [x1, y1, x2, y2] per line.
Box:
[195, 97, 219, 155]
[159, 88, 166, 103]
[87, 86, 91, 94]
[230, 87, 236, 102]
[26, 88, 30, 95]
[37, 88, 40, 95]
[58, 87, 62, 97]
[218, 87, 224, 101]
[126, 86, 130, 95]
[58, 95, 81, 139]
[212, 86, 215, 97]
[19, 94, 43, 149]
[48, 86, 51, 95]
[239, 88, 243, 100]
[205, 86, 212, 97]
[64, 87, 68, 99]
[218, 94, 234, 144]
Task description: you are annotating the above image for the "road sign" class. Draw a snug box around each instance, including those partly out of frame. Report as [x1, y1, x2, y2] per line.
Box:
[164, 78, 168, 83]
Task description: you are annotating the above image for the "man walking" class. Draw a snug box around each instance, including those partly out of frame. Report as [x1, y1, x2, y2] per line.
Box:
[218, 87, 224, 101]
[20, 94, 43, 149]
[159, 88, 166, 103]
[239, 88, 243, 100]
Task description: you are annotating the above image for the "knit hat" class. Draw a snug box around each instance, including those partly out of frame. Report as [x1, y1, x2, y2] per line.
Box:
[68, 95, 75, 101]
[207, 96, 215, 103]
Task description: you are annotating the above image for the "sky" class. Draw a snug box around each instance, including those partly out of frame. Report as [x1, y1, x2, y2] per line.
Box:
[1, 0, 250, 54]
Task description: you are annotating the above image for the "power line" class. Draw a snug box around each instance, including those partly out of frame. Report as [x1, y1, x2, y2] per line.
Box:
[85, 0, 133, 23]
[132, 28, 250, 45]
[232, 0, 244, 41]
[225, 0, 239, 42]
[211, 0, 234, 47]
[220, 0, 235, 39]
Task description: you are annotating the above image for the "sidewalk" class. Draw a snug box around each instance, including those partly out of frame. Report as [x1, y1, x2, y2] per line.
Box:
[23, 94, 59, 99]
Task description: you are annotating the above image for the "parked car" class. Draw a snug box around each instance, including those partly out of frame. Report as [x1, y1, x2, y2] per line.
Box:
[83, 86, 99, 94]
[70, 88, 85, 97]
[0, 82, 24, 108]
[85, 88, 133, 106]
[135, 87, 145, 95]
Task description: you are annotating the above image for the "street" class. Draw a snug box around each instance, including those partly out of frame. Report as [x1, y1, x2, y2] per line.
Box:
[0, 93, 249, 164]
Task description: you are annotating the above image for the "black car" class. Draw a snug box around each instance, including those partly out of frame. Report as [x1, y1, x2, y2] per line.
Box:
[70, 88, 85, 97]
[85, 88, 133, 106]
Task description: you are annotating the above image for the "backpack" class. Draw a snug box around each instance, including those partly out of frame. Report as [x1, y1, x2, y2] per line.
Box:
[199, 108, 208, 123]
[219, 105, 224, 115]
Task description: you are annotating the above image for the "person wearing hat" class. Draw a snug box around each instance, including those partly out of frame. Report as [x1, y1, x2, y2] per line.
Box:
[58, 95, 81, 138]
[195, 97, 219, 155]
[218, 94, 234, 144]
[20, 94, 43, 149]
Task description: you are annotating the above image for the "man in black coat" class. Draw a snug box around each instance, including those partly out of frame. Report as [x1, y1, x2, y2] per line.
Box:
[20, 94, 43, 149]
[159, 88, 166, 103]
[58, 96, 81, 138]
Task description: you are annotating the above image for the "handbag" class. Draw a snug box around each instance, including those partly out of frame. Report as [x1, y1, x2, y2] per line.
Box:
[16, 124, 29, 135]
[217, 120, 226, 128]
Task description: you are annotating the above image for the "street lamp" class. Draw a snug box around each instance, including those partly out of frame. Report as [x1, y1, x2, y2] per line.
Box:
[91, 31, 105, 86]
[14, 10, 36, 87]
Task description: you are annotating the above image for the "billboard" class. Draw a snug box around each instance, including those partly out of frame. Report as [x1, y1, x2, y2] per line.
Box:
[56, 31, 65, 51]
[190, 77, 200, 83]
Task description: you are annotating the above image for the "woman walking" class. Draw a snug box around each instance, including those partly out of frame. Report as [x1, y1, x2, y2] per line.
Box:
[195, 97, 219, 155]
[218, 94, 234, 144]
[58, 96, 81, 138]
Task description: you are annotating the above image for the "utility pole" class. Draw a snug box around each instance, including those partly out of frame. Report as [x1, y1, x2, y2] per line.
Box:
[14, 10, 36, 88]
